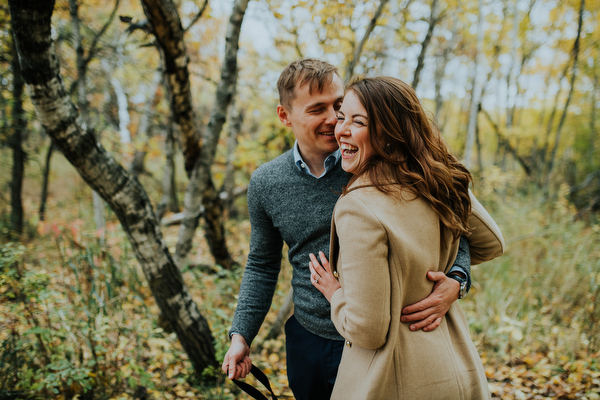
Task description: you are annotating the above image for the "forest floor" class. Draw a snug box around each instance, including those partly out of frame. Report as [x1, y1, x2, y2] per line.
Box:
[1, 156, 599, 399]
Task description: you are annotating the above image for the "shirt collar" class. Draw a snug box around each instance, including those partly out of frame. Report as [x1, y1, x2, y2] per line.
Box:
[293, 140, 341, 179]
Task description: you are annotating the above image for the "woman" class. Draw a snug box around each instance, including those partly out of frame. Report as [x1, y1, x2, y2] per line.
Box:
[309, 76, 491, 399]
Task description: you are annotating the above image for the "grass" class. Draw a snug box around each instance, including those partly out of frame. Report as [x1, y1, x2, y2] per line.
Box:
[1, 152, 599, 399]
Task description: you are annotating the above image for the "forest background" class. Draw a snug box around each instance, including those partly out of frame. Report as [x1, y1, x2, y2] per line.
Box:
[1, 0, 599, 399]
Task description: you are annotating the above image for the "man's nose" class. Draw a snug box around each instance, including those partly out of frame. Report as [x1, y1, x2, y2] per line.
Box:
[325, 107, 337, 125]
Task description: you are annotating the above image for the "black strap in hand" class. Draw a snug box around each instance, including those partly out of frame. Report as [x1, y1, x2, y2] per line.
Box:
[232, 364, 278, 400]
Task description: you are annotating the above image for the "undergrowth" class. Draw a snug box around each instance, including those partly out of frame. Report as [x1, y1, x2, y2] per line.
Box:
[1, 169, 599, 399]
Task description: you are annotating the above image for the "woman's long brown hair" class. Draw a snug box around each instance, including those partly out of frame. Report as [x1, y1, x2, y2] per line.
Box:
[344, 76, 472, 239]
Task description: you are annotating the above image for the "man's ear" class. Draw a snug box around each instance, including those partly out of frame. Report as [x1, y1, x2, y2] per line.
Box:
[277, 105, 292, 127]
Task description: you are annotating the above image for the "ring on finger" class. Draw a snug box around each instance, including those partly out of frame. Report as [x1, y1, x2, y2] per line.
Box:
[315, 275, 321, 283]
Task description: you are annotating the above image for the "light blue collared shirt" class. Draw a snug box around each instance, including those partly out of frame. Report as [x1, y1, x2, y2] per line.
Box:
[293, 140, 341, 179]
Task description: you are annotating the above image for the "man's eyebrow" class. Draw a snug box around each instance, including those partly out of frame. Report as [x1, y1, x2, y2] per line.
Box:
[306, 102, 326, 109]
[306, 96, 343, 110]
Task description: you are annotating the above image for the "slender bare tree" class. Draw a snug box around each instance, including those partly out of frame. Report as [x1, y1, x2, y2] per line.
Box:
[412, 0, 441, 91]
[8, 29, 26, 235]
[173, 0, 250, 269]
[8, 0, 218, 375]
[344, 0, 390, 83]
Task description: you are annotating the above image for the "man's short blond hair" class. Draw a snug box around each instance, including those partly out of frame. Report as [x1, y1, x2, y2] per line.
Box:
[277, 58, 340, 110]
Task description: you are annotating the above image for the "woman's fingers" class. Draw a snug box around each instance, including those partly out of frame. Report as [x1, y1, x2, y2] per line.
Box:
[318, 251, 331, 273]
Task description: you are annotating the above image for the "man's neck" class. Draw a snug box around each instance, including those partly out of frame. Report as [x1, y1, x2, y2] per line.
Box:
[297, 146, 329, 177]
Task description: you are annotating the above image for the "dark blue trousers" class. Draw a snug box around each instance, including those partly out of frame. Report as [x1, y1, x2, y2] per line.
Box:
[285, 315, 344, 400]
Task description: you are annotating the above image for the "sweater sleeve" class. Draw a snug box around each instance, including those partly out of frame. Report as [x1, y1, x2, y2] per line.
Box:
[330, 195, 391, 349]
[229, 172, 283, 344]
[448, 236, 472, 292]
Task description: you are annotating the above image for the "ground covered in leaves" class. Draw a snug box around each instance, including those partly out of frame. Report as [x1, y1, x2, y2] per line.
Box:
[1, 168, 599, 399]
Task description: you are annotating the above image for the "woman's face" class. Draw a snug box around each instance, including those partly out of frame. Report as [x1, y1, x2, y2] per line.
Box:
[335, 90, 375, 174]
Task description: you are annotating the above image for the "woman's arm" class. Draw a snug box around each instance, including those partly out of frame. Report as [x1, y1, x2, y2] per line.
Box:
[467, 190, 505, 265]
[328, 195, 391, 349]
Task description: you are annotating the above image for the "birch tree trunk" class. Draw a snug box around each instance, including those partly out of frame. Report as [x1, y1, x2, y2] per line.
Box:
[463, 0, 484, 169]
[412, 0, 440, 91]
[102, 59, 131, 144]
[8, 0, 218, 374]
[70, 0, 108, 240]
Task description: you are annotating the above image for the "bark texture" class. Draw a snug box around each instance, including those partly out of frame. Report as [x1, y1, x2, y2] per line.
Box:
[9, 30, 26, 235]
[8, 0, 217, 374]
[175, 0, 249, 269]
[140, 0, 201, 176]
[39, 142, 54, 221]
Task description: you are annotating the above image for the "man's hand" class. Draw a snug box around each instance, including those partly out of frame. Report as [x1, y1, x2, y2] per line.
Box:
[221, 334, 252, 380]
[400, 271, 460, 332]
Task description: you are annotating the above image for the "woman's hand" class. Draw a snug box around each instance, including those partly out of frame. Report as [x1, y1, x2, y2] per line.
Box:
[309, 251, 341, 302]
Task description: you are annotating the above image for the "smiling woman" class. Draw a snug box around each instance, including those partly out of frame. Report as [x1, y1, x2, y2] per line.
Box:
[335, 90, 374, 174]
[310, 76, 498, 399]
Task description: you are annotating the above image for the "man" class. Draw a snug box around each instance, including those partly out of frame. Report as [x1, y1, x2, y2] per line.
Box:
[222, 59, 504, 399]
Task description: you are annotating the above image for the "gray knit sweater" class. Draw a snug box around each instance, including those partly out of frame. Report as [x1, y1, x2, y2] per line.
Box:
[230, 149, 470, 343]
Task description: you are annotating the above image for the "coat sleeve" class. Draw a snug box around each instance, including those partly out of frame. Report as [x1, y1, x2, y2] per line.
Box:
[330, 195, 391, 349]
[467, 190, 505, 265]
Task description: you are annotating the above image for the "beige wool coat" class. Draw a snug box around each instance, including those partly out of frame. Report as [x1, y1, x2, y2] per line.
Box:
[329, 180, 503, 400]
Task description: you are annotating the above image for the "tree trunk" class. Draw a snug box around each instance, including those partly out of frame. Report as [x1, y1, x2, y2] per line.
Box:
[266, 289, 294, 341]
[433, 37, 453, 123]
[156, 115, 179, 220]
[505, 1, 519, 128]
[221, 103, 244, 217]
[344, 0, 389, 83]
[102, 59, 131, 144]
[481, 107, 532, 177]
[174, 0, 249, 269]
[463, 0, 484, 169]
[130, 68, 162, 178]
[8, 0, 217, 375]
[9, 30, 26, 236]
[70, 0, 107, 239]
[140, 0, 201, 176]
[412, 0, 440, 91]
[545, 0, 585, 183]
[589, 68, 598, 167]
[39, 141, 54, 221]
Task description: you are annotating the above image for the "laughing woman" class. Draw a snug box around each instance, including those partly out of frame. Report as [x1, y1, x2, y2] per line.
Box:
[309, 76, 493, 399]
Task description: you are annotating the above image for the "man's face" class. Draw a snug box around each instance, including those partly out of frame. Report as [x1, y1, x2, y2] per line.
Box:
[277, 74, 344, 162]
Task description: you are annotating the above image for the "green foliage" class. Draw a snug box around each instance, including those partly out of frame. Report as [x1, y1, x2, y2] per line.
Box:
[0, 235, 168, 399]
[465, 176, 600, 364]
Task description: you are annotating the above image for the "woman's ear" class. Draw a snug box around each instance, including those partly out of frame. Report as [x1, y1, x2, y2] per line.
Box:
[277, 105, 292, 127]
